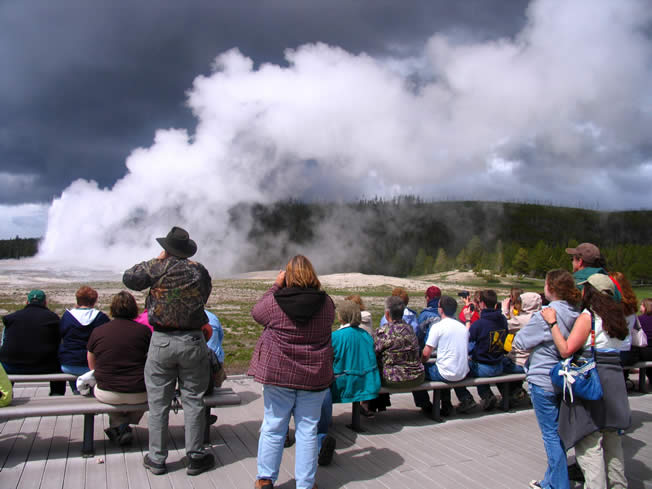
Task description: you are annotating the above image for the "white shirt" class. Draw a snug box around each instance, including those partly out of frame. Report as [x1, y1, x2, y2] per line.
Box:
[425, 316, 470, 381]
[581, 309, 625, 351]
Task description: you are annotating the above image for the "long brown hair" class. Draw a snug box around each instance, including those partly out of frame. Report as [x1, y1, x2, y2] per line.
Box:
[612, 272, 638, 316]
[545, 269, 581, 305]
[285, 255, 321, 289]
[581, 284, 628, 340]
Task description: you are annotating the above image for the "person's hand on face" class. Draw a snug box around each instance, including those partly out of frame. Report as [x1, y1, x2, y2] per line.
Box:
[274, 270, 286, 288]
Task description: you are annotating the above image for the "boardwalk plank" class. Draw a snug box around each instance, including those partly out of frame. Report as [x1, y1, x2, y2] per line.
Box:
[40, 416, 73, 489]
[3, 379, 652, 489]
[16, 416, 56, 489]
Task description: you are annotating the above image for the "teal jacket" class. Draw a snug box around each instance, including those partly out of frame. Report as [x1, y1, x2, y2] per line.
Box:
[574, 267, 622, 302]
[330, 325, 380, 403]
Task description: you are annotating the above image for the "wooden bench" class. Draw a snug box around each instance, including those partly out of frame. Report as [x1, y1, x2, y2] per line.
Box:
[349, 372, 527, 431]
[8, 373, 79, 383]
[0, 386, 241, 457]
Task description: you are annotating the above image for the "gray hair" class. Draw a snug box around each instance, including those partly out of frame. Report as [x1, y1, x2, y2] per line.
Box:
[385, 296, 405, 321]
[337, 300, 361, 326]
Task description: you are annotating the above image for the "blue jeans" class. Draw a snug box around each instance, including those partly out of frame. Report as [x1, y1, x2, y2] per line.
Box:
[455, 360, 503, 400]
[258, 385, 328, 489]
[61, 364, 89, 393]
[317, 388, 332, 450]
[529, 383, 569, 489]
[425, 363, 453, 406]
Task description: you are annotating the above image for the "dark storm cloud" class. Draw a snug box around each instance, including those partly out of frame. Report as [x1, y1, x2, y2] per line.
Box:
[0, 0, 529, 204]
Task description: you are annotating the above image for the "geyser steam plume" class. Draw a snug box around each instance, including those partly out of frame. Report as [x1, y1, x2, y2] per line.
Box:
[38, 0, 652, 273]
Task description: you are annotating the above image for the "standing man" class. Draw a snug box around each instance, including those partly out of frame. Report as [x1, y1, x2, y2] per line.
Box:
[566, 242, 607, 285]
[0, 289, 65, 395]
[123, 226, 214, 476]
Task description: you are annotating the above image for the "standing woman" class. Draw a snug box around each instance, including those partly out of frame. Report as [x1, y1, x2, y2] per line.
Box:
[542, 274, 630, 489]
[249, 255, 334, 489]
[513, 270, 580, 489]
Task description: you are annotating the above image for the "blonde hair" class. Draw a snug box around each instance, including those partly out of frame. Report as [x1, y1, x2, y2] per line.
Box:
[345, 294, 366, 311]
[285, 255, 321, 289]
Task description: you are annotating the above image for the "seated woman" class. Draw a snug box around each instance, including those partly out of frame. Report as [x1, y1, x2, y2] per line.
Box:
[317, 300, 380, 466]
[59, 286, 110, 393]
[87, 291, 152, 446]
[374, 295, 425, 389]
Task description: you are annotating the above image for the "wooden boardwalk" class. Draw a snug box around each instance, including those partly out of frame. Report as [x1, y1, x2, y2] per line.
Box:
[1, 378, 651, 489]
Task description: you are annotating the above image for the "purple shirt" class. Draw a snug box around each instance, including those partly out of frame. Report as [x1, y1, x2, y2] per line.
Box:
[247, 284, 334, 391]
[638, 314, 652, 343]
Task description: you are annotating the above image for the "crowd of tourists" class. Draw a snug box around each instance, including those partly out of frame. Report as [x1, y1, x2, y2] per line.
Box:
[1, 232, 651, 489]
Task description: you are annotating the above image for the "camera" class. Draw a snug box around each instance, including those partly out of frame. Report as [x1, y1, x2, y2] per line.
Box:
[458, 290, 470, 298]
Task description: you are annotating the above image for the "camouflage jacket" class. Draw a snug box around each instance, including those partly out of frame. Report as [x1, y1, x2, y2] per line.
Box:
[123, 256, 212, 331]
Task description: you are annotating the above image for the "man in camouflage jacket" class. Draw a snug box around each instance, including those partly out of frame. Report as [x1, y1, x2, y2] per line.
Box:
[123, 226, 215, 476]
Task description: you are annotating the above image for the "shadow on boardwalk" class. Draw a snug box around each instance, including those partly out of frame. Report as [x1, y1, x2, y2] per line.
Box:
[1, 377, 651, 489]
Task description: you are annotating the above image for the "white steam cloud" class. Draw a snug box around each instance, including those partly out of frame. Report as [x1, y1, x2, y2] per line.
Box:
[38, 0, 652, 272]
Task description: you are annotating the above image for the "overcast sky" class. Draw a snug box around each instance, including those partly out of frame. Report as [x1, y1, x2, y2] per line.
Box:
[1, 0, 651, 250]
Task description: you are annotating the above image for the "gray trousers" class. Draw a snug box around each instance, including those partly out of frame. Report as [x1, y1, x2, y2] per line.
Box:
[575, 429, 628, 489]
[145, 330, 210, 463]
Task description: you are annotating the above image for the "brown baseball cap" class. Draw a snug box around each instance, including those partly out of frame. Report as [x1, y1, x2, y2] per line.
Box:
[565, 242, 600, 264]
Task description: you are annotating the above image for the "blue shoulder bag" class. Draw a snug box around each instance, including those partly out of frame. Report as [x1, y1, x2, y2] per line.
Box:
[550, 312, 603, 402]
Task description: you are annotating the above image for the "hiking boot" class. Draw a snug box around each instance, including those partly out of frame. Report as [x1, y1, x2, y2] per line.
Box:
[456, 397, 477, 414]
[254, 479, 274, 489]
[440, 402, 453, 417]
[284, 432, 295, 447]
[567, 462, 585, 482]
[187, 452, 215, 476]
[117, 424, 133, 446]
[143, 454, 167, 475]
[318, 435, 336, 466]
[481, 395, 498, 411]
[104, 427, 119, 443]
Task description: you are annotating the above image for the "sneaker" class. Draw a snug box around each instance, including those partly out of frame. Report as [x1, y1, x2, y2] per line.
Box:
[318, 435, 336, 466]
[117, 424, 133, 446]
[456, 397, 477, 414]
[143, 454, 167, 475]
[528, 480, 543, 489]
[481, 395, 497, 411]
[254, 479, 274, 489]
[187, 452, 215, 476]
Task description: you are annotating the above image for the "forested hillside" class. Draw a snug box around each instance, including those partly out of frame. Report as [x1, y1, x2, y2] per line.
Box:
[0, 237, 39, 259]
[233, 199, 652, 282]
